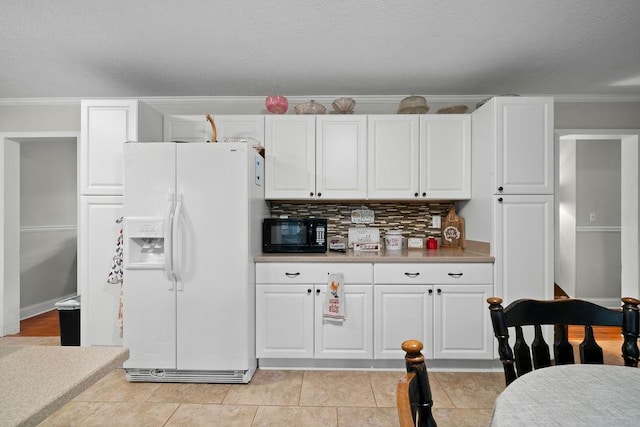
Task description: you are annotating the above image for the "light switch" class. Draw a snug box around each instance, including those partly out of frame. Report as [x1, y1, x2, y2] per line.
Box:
[589, 212, 596, 222]
[432, 215, 441, 228]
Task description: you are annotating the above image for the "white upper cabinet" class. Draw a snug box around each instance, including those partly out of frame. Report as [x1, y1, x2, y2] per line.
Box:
[265, 115, 367, 200]
[264, 115, 316, 199]
[491, 97, 554, 194]
[367, 115, 420, 199]
[316, 115, 368, 199]
[419, 115, 471, 200]
[80, 99, 162, 196]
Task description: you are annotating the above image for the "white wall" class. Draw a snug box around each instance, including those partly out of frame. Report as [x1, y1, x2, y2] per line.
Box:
[20, 139, 77, 318]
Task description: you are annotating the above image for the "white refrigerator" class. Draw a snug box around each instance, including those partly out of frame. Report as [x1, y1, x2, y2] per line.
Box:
[122, 141, 267, 383]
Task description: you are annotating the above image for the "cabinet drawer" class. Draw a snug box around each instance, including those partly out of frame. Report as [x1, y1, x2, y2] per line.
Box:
[256, 263, 373, 284]
[374, 263, 492, 284]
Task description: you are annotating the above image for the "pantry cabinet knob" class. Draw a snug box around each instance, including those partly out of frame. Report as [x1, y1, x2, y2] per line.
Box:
[414, 192, 419, 197]
[437, 288, 442, 294]
[428, 289, 433, 295]
[317, 192, 322, 197]
[498, 197, 503, 203]
[498, 186, 504, 193]
[316, 289, 321, 295]
[310, 192, 314, 197]
[307, 289, 312, 294]
[422, 192, 427, 197]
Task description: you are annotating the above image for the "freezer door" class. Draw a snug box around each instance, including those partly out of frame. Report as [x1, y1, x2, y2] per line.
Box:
[174, 143, 252, 370]
[123, 143, 178, 369]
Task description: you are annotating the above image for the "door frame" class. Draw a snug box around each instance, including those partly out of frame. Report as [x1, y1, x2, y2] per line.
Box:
[554, 129, 640, 302]
[0, 131, 80, 336]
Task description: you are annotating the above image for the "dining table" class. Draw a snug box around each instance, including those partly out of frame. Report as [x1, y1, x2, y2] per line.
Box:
[490, 364, 640, 426]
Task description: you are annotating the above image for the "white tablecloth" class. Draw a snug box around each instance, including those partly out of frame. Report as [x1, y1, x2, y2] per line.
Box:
[490, 364, 640, 426]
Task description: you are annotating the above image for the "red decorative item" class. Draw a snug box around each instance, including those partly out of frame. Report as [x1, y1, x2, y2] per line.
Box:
[265, 95, 288, 114]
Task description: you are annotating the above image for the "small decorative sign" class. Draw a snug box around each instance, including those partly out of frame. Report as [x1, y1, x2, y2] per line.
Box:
[351, 208, 374, 224]
[441, 204, 465, 249]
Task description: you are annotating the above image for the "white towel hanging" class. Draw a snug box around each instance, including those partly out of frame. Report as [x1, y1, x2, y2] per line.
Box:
[323, 273, 346, 321]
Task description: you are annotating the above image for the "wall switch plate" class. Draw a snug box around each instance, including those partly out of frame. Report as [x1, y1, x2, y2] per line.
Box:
[432, 215, 441, 228]
[589, 212, 596, 222]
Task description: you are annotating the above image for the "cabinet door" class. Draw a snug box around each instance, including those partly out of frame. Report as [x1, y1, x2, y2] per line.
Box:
[314, 284, 373, 359]
[256, 284, 314, 358]
[420, 115, 471, 200]
[374, 285, 434, 359]
[79, 196, 124, 347]
[433, 284, 493, 359]
[80, 100, 138, 196]
[316, 115, 367, 199]
[265, 116, 316, 199]
[495, 195, 554, 304]
[494, 97, 554, 194]
[368, 115, 419, 199]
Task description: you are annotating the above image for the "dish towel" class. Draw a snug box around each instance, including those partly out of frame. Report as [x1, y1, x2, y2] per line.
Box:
[323, 273, 346, 321]
[107, 217, 124, 337]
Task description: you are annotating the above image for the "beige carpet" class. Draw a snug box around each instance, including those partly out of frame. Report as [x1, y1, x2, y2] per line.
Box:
[0, 339, 128, 427]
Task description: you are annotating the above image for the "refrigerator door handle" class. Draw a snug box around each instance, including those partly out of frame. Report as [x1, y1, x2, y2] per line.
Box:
[163, 193, 176, 288]
[173, 194, 184, 290]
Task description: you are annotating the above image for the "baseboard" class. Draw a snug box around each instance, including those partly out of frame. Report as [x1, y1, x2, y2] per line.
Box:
[20, 293, 76, 320]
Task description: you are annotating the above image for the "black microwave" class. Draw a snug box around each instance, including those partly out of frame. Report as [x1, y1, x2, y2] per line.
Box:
[262, 218, 327, 253]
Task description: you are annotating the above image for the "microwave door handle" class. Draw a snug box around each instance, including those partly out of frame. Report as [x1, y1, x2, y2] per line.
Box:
[308, 223, 314, 248]
[172, 194, 183, 290]
[163, 193, 176, 288]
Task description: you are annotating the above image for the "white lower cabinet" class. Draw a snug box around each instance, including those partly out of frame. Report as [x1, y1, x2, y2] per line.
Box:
[255, 263, 373, 359]
[256, 261, 494, 362]
[374, 263, 494, 360]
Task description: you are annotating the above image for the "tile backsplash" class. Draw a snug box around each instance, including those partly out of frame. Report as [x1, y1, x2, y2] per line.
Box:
[269, 201, 455, 238]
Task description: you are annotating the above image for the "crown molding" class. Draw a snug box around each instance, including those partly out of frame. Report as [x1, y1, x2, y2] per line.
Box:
[1, 94, 639, 107]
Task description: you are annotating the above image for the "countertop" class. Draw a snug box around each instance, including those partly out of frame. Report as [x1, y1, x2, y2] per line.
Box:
[255, 241, 494, 264]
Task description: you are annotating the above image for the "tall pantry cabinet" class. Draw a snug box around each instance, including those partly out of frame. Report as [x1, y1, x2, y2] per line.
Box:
[459, 97, 554, 305]
[79, 99, 162, 346]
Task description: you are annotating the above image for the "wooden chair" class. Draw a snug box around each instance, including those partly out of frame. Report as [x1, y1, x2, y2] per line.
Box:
[397, 340, 437, 427]
[487, 296, 640, 386]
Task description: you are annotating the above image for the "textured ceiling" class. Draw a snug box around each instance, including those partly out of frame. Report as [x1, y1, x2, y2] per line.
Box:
[1, 0, 639, 99]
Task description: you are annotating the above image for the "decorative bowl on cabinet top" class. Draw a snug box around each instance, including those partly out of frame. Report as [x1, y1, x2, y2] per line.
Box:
[265, 95, 289, 114]
[397, 95, 429, 114]
[294, 100, 326, 115]
[331, 97, 356, 114]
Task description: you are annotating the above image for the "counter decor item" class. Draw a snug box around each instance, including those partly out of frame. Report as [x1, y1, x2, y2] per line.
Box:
[441, 204, 465, 249]
[331, 97, 356, 114]
[397, 95, 429, 114]
[408, 237, 424, 249]
[436, 105, 468, 114]
[427, 236, 438, 249]
[384, 230, 404, 250]
[265, 95, 289, 114]
[294, 100, 326, 115]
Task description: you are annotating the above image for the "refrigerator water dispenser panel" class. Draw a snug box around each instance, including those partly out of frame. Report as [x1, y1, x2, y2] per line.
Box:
[125, 218, 165, 269]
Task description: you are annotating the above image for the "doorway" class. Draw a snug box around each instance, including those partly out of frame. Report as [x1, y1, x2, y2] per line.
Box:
[1, 132, 79, 336]
[555, 129, 640, 305]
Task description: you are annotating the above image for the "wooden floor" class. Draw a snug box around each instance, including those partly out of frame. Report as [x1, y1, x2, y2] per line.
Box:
[9, 310, 60, 337]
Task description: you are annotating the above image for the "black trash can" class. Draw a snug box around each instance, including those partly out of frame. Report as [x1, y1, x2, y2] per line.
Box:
[55, 295, 81, 346]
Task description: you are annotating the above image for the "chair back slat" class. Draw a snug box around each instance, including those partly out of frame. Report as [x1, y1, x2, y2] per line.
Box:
[553, 325, 575, 365]
[487, 296, 640, 386]
[532, 325, 552, 369]
[579, 325, 604, 364]
[513, 326, 533, 377]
